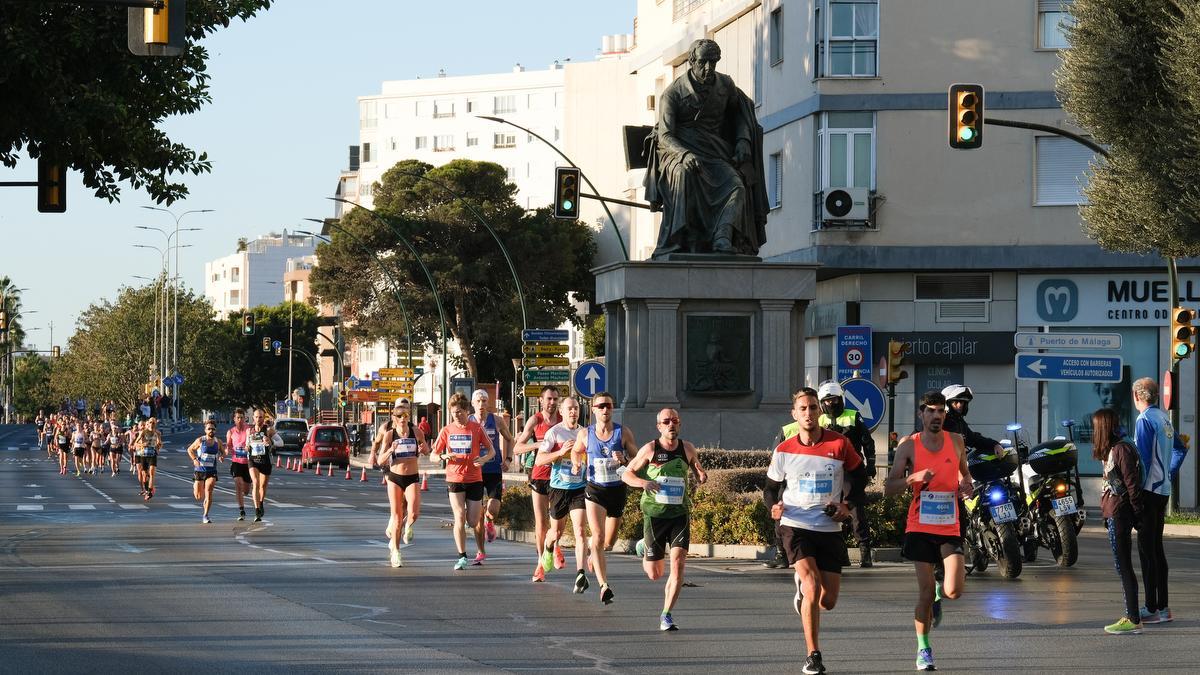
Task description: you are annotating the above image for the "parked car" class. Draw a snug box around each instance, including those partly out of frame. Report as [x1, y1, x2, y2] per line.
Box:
[274, 417, 310, 453]
[302, 424, 351, 469]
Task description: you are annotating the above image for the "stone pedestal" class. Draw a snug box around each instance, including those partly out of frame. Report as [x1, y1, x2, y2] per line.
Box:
[594, 260, 817, 450]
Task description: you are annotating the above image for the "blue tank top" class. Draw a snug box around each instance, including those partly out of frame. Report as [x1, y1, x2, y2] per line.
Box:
[586, 423, 625, 486]
[196, 438, 219, 470]
[470, 413, 503, 474]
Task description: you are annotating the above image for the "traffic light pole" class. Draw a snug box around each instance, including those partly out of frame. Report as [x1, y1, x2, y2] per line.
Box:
[886, 381, 897, 468]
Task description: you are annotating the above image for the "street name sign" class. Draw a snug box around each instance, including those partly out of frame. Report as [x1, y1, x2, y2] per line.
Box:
[524, 384, 570, 397]
[522, 329, 570, 342]
[1014, 332, 1122, 351]
[524, 369, 570, 383]
[1015, 353, 1123, 383]
[524, 357, 570, 367]
[522, 343, 570, 355]
[379, 367, 416, 379]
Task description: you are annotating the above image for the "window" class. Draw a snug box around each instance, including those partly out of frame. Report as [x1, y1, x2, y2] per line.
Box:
[359, 101, 377, 128]
[769, 7, 783, 65]
[466, 100, 475, 113]
[359, 344, 375, 362]
[230, 267, 240, 283]
[673, 0, 707, 21]
[505, 166, 517, 180]
[360, 183, 372, 197]
[413, 100, 423, 116]
[1035, 135, 1096, 205]
[229, 290, 240, 306]
[466, 134, 478, 147]
[818, 0, 878, 77]
[1038, 1, 1075, 49]
[384, 103, 403, 119]
[361, 142, 371, 163]
[768, 153, 783, 209]
[494, 95, 517, 114]
[493, 133, 516, 149]
[389, 137, 398, 151]
[414, 136, 427, 150]
[753, 6, 764, 104]
[433, 99, 454, 118]
[818, 112, 874, 189]
[433, 135, 454, 152]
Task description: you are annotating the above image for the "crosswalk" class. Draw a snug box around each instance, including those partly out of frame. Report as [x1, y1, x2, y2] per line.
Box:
[5, 501, 440, 513]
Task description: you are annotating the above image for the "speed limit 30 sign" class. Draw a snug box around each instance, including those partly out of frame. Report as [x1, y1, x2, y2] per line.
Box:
[836, 326, 872, 381]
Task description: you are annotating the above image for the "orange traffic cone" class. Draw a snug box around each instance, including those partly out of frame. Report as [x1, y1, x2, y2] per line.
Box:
[276, 456, 281, 468]
[420, 473, 429, 491]
[344, 465, 352, 480]
[327, 463, 333, 477]
[359, 467, 368, 482]
[315, 461, 321, 475]
[298, 460, 304, 473]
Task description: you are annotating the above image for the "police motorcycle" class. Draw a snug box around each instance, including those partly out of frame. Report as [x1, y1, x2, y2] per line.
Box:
[1006, 420, 1084, 567]
[962, 442, 1025, 579]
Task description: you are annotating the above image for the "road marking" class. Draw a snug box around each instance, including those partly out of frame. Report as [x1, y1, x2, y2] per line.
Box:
[323, 503, 354, 508]
[169, 504, 201, 509]
[113, 543, 155, 553]
[272, 503, 303, 508]
[68, 504, 96, 510]
[78, 479, 117, 503]
[369, 503, 391, 508]
[120, 504, 149, 510]
[17, 505, 43, 511]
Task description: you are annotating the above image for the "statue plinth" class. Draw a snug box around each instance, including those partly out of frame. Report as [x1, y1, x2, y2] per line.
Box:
[593, 259, 818, 450]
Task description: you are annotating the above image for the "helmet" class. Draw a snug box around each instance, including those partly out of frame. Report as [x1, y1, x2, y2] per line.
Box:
[941, 384, 973, 402]
[817, 381, 845, 418]
[817, 381, 844, 400]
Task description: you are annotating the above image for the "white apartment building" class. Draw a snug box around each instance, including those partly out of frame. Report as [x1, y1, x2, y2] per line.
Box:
[203, 231, 316, 318]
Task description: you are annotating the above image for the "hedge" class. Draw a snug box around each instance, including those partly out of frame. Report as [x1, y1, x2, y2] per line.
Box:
[697, 448, 771, 470]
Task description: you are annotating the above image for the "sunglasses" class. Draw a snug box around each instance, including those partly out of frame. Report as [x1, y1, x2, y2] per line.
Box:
[594, 402, 613, 410]
[658, 418, 680, 425]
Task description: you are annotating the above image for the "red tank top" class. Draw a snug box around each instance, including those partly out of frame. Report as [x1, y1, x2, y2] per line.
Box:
[529, 412, 556, 481]
[905, 431, 962, 536]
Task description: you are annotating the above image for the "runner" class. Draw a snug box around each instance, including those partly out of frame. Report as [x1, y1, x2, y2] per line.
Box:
[431, 393, 495, 571]
[127, 420, 142, 481]
[624, 408, 707, 629]
[71, 421, 87, 477]
[224, 408, 253, 521]
[187, 422, 226, 523]
[54, 416, 70, 475]
[35, 411, 46, 449]
[135, 418, 163, 500]
[247, 408, 276, 522]
[573, 391, 637, 605]
[89, 421, 105, 476]
[884, 390, 973, 672]
[513, 385, 564, 582]
[535, 397, 590, 593]
[107, 417, 125, 477]
[370, 398, 430, 567]
[469, 389, 516, 565]
[763, 387, 868, 674]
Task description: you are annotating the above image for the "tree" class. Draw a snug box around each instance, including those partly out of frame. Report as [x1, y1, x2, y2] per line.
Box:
[309, 159, 597, 382]
[0, 1, 274, 204]
[583, 314, 605, 358]
[227, 302, 319, 409]
[1056, 0, 1200, 256]
[12, 353, 54, 418]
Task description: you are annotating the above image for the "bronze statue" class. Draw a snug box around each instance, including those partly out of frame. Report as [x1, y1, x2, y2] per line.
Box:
[644, 39, 769, 258]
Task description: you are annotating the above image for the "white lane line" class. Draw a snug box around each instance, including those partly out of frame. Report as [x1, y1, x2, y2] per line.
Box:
[120, 504, 148, 510]
[68, 504, 96, 510]
[323, 503, 354, 508]
[272, 503, 303, 508]
[169, 504, 201, 509]
[368, 503, 391, 508]
[17, 505, 43, 511]
[78, 479, 117, 503]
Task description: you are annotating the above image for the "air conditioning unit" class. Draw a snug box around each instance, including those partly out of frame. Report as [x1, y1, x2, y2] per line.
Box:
[821, 187, 870, 222]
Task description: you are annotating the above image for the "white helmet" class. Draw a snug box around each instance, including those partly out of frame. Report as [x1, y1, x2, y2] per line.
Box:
[817, 380, 844, 400]
[941, 384, 974, 402]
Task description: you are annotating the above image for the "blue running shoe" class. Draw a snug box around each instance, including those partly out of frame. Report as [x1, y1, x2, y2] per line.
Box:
[916, 647, 936, 671]
[660, 613, 678, 631]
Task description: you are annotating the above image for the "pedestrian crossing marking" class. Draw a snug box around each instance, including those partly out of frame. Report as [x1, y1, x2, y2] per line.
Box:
[169, 504, 201, 509]
[17, 505, 43, 511]
[68, 504, 96, 510]
[323, 503, 354, 508]
[120, 504, 149, 510]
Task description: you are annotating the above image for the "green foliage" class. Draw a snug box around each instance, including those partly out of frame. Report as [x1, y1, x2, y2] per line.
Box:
[687, 489, 775, 545]
[582, 314, 605, 358]
[705, 467, 767, 495]
[0, 1, 274, 204]
[13, 353, 54, 417]
[697, 448, 772, 469]
[497, 482, 535, 529]
[309, 159, 597, 382]
[844, 492, 911, 548]
[226, 302, 319, 409]
[1164, 510, 1200, 526]
[1056, 0, 1200, 256]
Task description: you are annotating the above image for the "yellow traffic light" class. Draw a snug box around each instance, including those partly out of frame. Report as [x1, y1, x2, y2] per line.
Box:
[37, 157, 66, 213]
[948, 83, 984, 150]
[52, 346, 60, 358]
[1171, 307, 1196, 361]
[261, 337, 271, 352]
[887, 339, 908, 385]
[144, 1, 170, 44]
[338, 387, 347, 407]
[553, 167, 581, 220]
[127, 0, 186, 56]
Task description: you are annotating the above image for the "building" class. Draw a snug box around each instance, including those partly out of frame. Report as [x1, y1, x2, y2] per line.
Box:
[203, 231, 316, 318]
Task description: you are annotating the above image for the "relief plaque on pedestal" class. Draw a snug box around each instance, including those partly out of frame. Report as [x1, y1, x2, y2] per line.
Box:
[684, 314, 751, 395]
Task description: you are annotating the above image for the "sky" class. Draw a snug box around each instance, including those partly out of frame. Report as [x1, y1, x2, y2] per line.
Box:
[0, 1, 634, 351]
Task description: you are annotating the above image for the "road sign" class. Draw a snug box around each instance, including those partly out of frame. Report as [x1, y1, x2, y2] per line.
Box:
[836, 326, 872, 381]
[523, 329, 569, 342]
[524, 369, 570, 382]
[376, 391, 411, 403]
[524, 357, 570, 367]
[1164, 369, 1175, 411]
[378, 367, 416, 379]
[347, 390, 382, 403]
[373, 380, 414, 391]
[574, 360, 606, 399]
[522, 343, 570, 355]
[351, 378, 374, 389]
[272, 340, 282, 350]
[1015, 353, 1123, 382]
[839, 377, 886, 431]
[524, 384, 570, 397]
[275, 400, 288, 415]
[1014, 332, 1122, 350]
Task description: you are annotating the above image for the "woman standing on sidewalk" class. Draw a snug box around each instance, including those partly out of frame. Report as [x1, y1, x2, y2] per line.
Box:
[371, 398, 430, 568]
[1094, 407, 1145, 635]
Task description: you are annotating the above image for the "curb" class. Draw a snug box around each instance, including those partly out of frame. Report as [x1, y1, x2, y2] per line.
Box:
[1084, 522, 1200, 538]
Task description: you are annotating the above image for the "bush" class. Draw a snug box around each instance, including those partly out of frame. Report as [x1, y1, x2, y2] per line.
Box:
[497, 483, 535, 530]
[839, 491, 911, 548]
[705, 467, 767, 495]
[698, 448, 772, 469]
[689, 488, 774, 545]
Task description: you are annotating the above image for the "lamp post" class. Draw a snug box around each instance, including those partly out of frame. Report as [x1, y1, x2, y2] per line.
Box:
[266, 279, 297, 416]
[134, 243, 191, 394]
[511, 357, 522, 435]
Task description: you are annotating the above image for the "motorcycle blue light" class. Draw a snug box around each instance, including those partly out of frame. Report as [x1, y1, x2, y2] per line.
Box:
[988, 486, 1008, 504]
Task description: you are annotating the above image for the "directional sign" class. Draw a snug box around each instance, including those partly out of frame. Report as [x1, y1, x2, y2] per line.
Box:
[523, 343, 570, 355]
[373, 380, 414, 391]
[347, 390, 382, 403]
[272, 340, 282, 350]
[524, 369, 570, 383]
[376, 391, 411, 403]
[351, 378, 374, 389]
[1015, 353, 1123, 383]
[275, 400, 288, 415]
[836, 326, 872, 382]
[379, 367, 416, 379]
[574, 360, 606, 399]
[343, 377, 357, 390]
[840, 377, 886, 431]
[524, 357, 570, 367]
[1014, 332, 1122, 351]
[524, 384, 570, 397]
[523, 329, 570, 342]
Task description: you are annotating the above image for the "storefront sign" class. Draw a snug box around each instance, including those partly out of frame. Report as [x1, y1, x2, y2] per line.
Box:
[1019, 274, 1200, 326]
[872, 332, 1015, 365]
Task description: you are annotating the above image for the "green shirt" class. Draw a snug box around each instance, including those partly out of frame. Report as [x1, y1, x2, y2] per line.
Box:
[637, 439, 690, 519]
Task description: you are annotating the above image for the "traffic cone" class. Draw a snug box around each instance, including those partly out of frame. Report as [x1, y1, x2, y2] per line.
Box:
[420, 473, 429, 491]
[298, 460, 304, 473]
[345, 465, 352, 480]
[276, 456, 281, 468]
[327, 463, 333, 477]
[286, 458, 293, 471]
[359, 467, 368, 482]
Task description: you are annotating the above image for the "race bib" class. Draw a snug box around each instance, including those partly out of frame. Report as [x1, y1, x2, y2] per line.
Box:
[591, 457, 622, 484]
[787, 469, 834, 508]
[919, 491, 956, 525]
[557, 461, 585, 486]
[249, 433, 268, 458]
[654, 475, 686, 505]
[197, 452, 216, 468]
[391, 438, 418, 460]
[143, 446, 157, 457]
[448, 434, 472, 455]
[233, 446, 248, 460]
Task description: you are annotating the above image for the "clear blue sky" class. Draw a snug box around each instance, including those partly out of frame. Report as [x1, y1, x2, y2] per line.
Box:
[0, 1, 634, 350]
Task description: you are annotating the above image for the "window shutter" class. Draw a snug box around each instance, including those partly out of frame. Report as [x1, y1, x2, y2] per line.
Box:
[1036, 136, 1095, 205]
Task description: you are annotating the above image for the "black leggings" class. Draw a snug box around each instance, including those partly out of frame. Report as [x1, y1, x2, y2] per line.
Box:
[1107, 507, 1140, 621]
[1138, 492, 1169, 612]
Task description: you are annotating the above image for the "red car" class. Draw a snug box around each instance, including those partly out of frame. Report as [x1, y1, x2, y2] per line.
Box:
[301, 425, 351, 469]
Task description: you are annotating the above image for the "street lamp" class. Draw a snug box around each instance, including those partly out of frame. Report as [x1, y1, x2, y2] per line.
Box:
[511, 357, 522, 429]
[133, 243, 190, 399]
[266, 279, 297, 415]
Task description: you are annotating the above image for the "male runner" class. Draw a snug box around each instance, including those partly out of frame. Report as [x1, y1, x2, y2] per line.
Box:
[188, 422, 226, 523]
[513, 385, 563, 582]
[884, 390, 973, 672]
[624, 408, 707, 630]
[135, 418, 163, 499]
[535, 397, 590, 593]
[431, 393, 495, 570]
[247, 408, 276, 522]
[469, 389, 515, 563]
[573, 391, 637, 605]
[225, 408, 253, 521]
[763, 388, 868, 674]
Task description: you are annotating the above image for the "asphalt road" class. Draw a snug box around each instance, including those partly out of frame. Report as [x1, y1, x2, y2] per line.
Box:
[1, 423, 1198, 674]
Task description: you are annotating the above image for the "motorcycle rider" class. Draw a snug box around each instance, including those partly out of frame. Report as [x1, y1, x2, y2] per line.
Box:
[940, 384, 1004, 457]
[816, 380, 877, 568]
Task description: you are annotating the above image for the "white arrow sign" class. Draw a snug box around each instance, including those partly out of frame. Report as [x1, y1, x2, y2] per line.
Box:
[584, 368, 600, 396]
[1026, 359, 1046, 375]
[842, 389, 874, 421]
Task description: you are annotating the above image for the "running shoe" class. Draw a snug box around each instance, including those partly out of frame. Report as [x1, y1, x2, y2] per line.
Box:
[202, 516, 212, 524]
[75, 470, 81, 477]
[573, 571, 590, 594]
[1104, 617, 1142, 635]
[454, 556, 469, 571]
[659, 612, 678, 631]
[915, 647, 935, 671]
[635, 538, 646, 558]
[554, 544, 566, 570]
[237, 509, 246, 522]
[1139, 607, 1161, 624]
[532, 565, 545, 583]
[472, 552, 487, 566]
[932, 581, 943, 628]
[254, 505, 263, 522]
[1159, 607, 1174, 623]
[802, 650, 826, 674]
[600, 584, 614, 605]
[485, 519, 496, 543]
[403, 524, 414, 545]
[147, 489, 153, 501]
[390, 548, 403, 568]
[540, 546, 555, 572]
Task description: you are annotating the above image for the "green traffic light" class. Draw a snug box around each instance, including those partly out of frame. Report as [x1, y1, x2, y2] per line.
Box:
[959, 127, 976, 141]
[1176, 343, 1191, 358]
[562, 199, 573, 211]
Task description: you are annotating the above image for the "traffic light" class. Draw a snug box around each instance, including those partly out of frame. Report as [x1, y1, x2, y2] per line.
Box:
[338, 387, 347, 407]
[261, 337, 271, 352]
[242, 313, 255, 336]
[274, 345, 282, 356]
[948, 83, 984, 150]
[553, 167, 581, 219]
[37, 157, 66, 213]
[52, 346, 60, 358]
[127, 0, 186, 56]
[1171, 307, 1197, 361]
[886, 340, 908, 385]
